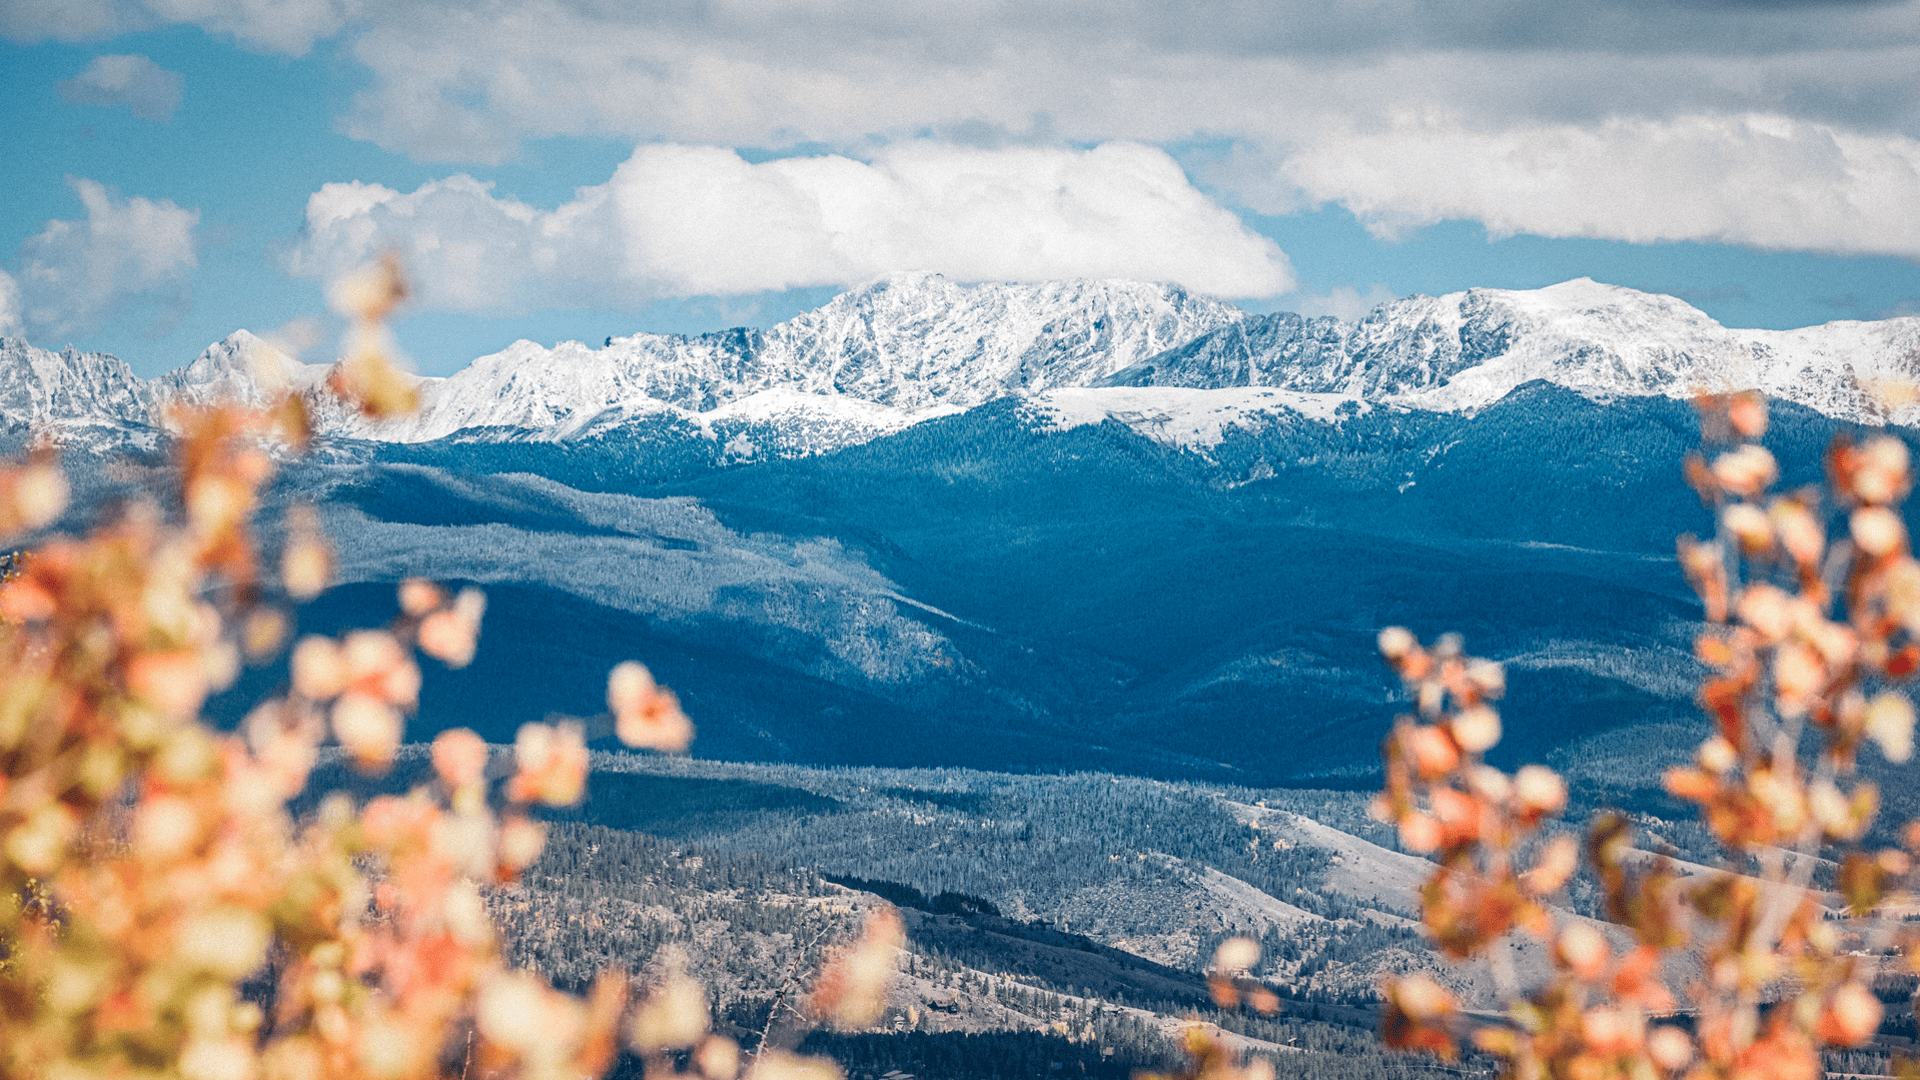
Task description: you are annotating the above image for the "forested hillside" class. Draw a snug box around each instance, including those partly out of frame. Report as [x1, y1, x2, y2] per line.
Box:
[377, 751, 1505, 1080]
[283, 737, 1842, 1078]
[174, 383, 1914, 816]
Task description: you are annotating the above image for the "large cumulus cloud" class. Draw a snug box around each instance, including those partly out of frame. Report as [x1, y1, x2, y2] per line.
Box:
[285, 141, 1296, 305]
[1277, 113, 1920, 256]
[14, 178, 199, 340]
[10, 0, 1920, 258]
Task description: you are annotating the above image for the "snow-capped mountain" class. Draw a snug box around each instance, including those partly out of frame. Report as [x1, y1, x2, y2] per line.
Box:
[10, 275, 1920, 452]
[0, 337, 156, 430]
[1, 330, 336, 435]
[1095, 278, 1920, 423]
[154, 329, 334, 410]
[321, 273, 1244, 442]
[23, 274, 1919, 791]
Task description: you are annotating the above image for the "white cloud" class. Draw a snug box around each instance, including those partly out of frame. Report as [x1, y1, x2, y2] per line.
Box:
[12, 0, 1920, 259]
[286, 141, 1295, 306]
[57, 54, 185, 121]
[1287, 284, 1399, 323]
[0, 0, 157, 43]
[14, 178, 199, 340]
[0, 271, 22, 337]
[307, 16, 1920, 263]
[1, 0, 354, 54]
[1276, 113, 1920, 257]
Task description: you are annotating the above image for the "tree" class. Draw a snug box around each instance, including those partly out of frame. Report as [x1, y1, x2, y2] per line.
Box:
[0, 257, 893, 1080]
[1372, 391, 1919, 1080]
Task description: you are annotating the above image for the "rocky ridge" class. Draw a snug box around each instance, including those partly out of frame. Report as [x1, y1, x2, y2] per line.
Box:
[1096, 278, 1920, 423]
[8, 275, 1920, 451]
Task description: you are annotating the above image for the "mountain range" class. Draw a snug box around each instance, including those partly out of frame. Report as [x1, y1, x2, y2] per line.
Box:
[9, 274, 1920, 449]
[21, 275, 1920, 1079]
[6, 273, 1918, 804]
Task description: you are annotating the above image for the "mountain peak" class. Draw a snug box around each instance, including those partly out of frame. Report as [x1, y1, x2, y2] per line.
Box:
[759, 275, 1246, 411]
[1105, 277, 1920, 422]
[156, 330, 334, 409]
[854, 269, 950, 291]
[327, 274, 1250, 440]
[0, 336, 155, 430]
[9, 277, 1920, 446]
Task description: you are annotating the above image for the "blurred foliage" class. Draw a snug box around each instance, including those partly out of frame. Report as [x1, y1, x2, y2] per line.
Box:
[1374, 392, 1920, 1080]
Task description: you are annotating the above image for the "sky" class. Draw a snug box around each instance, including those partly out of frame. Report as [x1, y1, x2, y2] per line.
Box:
[4, 1, 1920, 378]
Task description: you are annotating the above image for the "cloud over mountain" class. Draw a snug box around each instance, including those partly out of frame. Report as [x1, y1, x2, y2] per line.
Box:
[0, 271, 21, 337]
[286, 141, 1295, 306]
[14, 178, 198, 341]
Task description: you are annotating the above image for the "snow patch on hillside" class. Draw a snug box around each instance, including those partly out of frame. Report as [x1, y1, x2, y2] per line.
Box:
[1029, 386, 1361, 448]
[703, 388, 966, 461]
[0, 336, 155, 429]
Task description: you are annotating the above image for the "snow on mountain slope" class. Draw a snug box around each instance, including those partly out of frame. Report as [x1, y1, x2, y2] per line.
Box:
[321, 364, 966, 462]
[322, 273, 1245, 442]
[155, 330, 335, 409]
[748, 273, 1245, 409]
[0, 332, 338, 445]
[702, 388, 966, 462]
[1395, 280, 1920, 418]
[1028, 385, 1362, 450]
[10, 276, 1920, 454]
[1101, 278, 1920, 424]
[319, 335, 600, 443]
[0, 337, 155, 430]
[1741, 317, 1920, 420]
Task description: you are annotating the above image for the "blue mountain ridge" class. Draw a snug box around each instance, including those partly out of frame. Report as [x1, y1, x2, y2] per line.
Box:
[194, 380, 1898, 816]
[9, 274, 1915, 812]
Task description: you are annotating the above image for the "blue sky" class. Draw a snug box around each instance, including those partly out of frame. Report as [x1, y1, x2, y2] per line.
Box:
[5, 2, 1920, 377]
